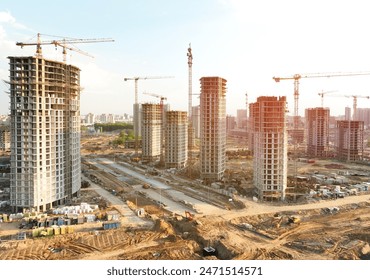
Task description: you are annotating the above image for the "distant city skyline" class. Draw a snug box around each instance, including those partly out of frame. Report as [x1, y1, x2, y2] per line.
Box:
[2, 1, 370, 117]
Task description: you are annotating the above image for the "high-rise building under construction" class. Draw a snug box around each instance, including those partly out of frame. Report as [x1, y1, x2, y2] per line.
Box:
[306, 107, 330, 157]
[8, 56, 81, 211]
[165, 111, 188, 169]
[199, 77, 226, 182]
[250, 96, 287, 201]
[141, 103, 162, 162]
[336, 120, 364, 161]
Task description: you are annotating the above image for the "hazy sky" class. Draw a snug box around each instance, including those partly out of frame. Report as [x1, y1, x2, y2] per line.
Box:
[1, 0, 370, 117]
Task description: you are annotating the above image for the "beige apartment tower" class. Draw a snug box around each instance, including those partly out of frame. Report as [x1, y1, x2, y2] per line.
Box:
[200, 77, 226, 182]
[250, 96, 287, 201]
[141, 103, 162, 162]
[306, 107, 330, 157]
[8, 56, 81, 212]
[336, 120, 364, 161]
[165, 111, 188, 169]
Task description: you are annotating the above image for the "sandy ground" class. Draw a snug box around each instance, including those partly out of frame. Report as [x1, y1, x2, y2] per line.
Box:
[1, 135, 370, 260]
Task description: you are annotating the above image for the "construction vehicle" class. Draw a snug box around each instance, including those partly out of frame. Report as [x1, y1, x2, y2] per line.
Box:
[288, 216, 301, 225]
[185, 211, 194, 221]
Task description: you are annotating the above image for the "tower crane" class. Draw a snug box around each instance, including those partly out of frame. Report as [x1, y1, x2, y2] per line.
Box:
[142, 92, 167, 109]
[16, 33, 115, 62]
[318, 90, 337, 107]
[124, 76, 174, 107]
[124, 76, 174, 157]
[343, 95, 370, 120]
[272, 71, 370, 138]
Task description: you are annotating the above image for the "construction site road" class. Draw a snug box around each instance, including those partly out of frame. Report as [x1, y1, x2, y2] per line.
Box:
[86, 157, 370, 221]
[221, 193, 370, 220]
[87, 158, 221, 215]
[81, 175, 153, 229]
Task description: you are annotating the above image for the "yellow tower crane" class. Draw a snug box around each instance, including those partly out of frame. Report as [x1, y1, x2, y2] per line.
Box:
[16, 33, 115, 62]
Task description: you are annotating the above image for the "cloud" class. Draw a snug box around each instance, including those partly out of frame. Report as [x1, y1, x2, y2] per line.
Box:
[0, 11, 15, 23]
[0, 10, 34, 31]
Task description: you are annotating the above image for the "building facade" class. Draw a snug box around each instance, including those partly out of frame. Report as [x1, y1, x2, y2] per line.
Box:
[200, 77, 226, 182]
[165, 111, 188, 168]
[336, 120, 364, 161]
[250, 96, 287, 201]
[354, 108, 370, 128]
[226, 115, 236, 134]
[306, 107, 330, 157]
[0, 126, 11, 152]
[8, 56, 81, 211]
[141, 103, 162, 162]
[192, 105, 200, 139]
[236, 109, 247, 129]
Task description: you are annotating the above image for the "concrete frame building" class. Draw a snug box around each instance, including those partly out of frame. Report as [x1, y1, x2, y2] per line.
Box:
[354, 108, 370, 128]
[85, 113, 95, 125]
[250, 96, 287, 201]
[306, 107, 330, 157]
[0, 126, 11, 152]
[236, 109, 247, 129]
[141, 103, 162, 162]
[336, 120, 364, 161]
[191, 105, 200, 139]
[226, 115, 236, 134]
[200, 77, 226, 182]
[8, 56, 81, 212]
[165, 111, 188, 169]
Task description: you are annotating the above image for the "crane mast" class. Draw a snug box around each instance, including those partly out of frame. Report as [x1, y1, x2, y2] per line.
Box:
[187, 44, 194, 152]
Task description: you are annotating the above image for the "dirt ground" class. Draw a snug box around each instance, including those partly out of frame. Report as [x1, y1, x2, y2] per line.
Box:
[1, 134, 370, 260]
